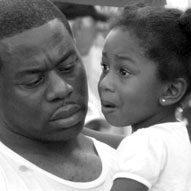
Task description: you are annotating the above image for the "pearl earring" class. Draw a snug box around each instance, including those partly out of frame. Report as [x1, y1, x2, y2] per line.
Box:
[161, 98, 166, 103]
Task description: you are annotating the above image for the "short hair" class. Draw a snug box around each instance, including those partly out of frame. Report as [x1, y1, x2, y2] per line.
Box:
[111, 4, 191, 98]
[0, 0, 72, 40]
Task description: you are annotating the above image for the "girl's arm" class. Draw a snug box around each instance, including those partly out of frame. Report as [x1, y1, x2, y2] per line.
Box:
[83, 127, 125, 149]
[111, 178, 148, 191]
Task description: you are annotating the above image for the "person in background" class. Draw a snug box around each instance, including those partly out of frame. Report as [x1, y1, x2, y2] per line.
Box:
[0, 0, 115, 190]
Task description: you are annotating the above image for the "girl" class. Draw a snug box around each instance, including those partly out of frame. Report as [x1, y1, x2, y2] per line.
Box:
[85, 4, 191, 191]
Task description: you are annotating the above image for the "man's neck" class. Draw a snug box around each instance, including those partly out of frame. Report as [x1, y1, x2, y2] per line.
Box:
[0, 123, 83, 156]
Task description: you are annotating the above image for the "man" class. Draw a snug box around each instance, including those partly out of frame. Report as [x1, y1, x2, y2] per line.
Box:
[0, 0, 114, 190]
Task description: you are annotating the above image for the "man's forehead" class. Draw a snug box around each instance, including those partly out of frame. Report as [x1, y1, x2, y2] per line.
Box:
[0, 19, 72, 53]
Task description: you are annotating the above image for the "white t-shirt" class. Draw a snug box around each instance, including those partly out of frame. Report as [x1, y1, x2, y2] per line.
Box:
[113, 122, 191, 191]
[0, 137, 115, 191]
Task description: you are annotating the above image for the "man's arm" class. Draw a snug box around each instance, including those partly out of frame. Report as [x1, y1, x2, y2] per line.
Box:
[51, 0, 166, 7]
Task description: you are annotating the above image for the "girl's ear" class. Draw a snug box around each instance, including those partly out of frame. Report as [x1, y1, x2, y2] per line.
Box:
[159, 78, 188, 106]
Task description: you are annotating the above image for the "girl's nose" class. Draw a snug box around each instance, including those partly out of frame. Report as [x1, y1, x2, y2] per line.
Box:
[98, 73, 114, 93]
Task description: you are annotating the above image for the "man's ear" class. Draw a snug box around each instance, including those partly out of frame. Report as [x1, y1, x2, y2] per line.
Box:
[159, 78, 187, 106]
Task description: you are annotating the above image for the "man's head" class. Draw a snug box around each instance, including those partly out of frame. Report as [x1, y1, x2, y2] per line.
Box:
[0, 0, 72, 40]
[0, 0, 88, 142]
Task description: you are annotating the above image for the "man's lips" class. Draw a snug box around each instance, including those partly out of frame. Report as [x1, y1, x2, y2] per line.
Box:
[50, 104, 81, 121]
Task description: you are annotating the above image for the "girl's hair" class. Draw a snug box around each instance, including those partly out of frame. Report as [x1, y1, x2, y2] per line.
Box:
[111, 4, 191, 100]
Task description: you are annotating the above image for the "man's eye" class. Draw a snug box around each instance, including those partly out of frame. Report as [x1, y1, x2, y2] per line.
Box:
[58, 56, 79, 74]
[24, 75, 44, 88]
[101, 63, 109, 73]
[58, 64, 75, 74]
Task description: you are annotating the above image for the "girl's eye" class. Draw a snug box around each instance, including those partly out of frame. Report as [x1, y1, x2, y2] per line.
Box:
[119, 68, 131, 77]
[24, 75, 45, 88]
[101, 63, 109, 73]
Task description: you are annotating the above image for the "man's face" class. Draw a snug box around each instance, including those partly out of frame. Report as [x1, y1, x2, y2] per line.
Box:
[0, 19, 88, 141]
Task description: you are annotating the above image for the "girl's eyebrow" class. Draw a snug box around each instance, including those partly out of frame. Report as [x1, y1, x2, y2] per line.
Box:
[115, 53, 136, 64]
[102, 51, 136, 66]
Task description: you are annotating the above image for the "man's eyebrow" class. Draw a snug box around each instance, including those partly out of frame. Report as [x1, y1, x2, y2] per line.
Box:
[57, 49, 76, 65]
[15, 66, 44, 80]
[15, 49, 77, 79]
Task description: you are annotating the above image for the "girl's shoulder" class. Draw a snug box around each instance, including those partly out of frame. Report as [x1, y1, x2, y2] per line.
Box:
[119, 121, 189, 152]
[133, 121, 187, 137]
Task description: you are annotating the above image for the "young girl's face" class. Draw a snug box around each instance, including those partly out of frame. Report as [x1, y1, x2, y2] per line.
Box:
[98, 28, 165, 129]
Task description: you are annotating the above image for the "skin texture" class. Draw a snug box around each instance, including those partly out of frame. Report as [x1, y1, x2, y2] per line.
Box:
[99, 28, 173, 130]
[0, 19, 103, 182]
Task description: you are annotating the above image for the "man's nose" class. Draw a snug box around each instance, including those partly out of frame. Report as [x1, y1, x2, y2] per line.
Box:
[46, 71, 73, 101]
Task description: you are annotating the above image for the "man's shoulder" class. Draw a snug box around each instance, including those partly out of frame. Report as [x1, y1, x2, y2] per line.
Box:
[86, 136, 115, 155]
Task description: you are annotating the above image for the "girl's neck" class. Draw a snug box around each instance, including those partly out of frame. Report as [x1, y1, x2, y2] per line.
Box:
[132, 109, 177, 132]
